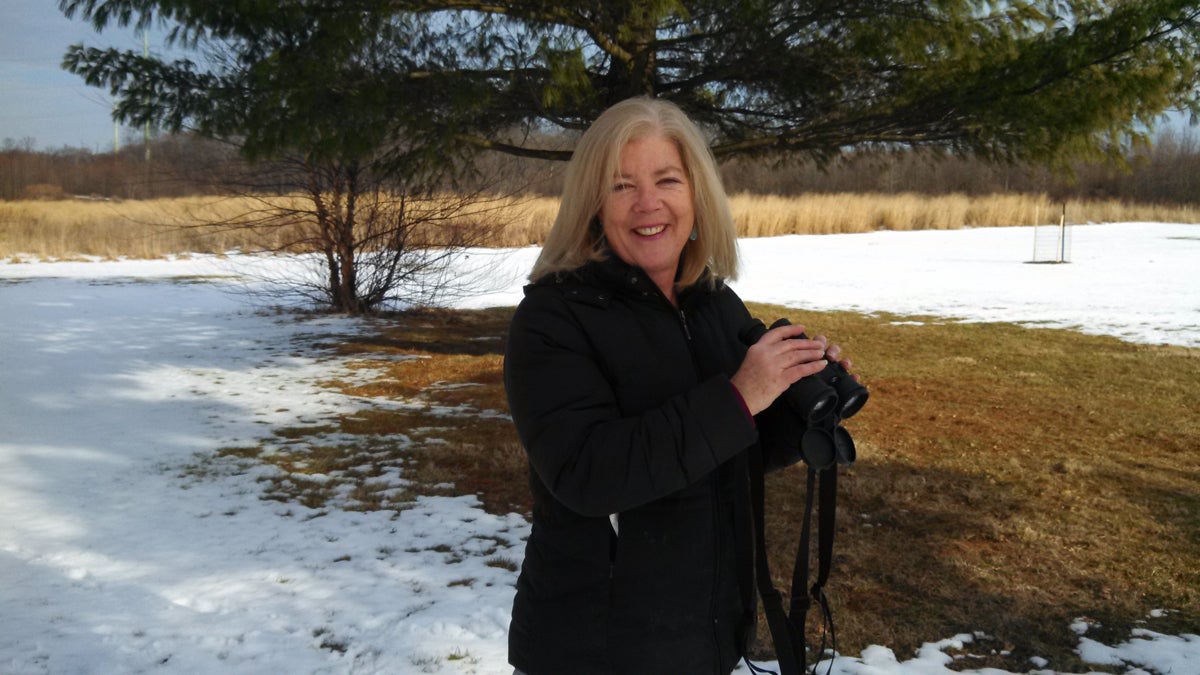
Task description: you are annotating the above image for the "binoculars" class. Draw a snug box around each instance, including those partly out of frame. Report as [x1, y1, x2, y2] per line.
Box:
[740, 318, 869, 471]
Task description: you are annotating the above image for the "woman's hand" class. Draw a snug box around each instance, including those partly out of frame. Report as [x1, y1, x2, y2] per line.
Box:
[731, 323, 830, 415]
[813, 335, 854, 378]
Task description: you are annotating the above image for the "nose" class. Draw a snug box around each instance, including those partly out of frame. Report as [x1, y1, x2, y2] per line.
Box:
[632, 186, 661, 212]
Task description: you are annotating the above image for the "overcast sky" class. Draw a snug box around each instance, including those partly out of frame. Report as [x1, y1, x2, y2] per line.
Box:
[0, 0, 175, 151]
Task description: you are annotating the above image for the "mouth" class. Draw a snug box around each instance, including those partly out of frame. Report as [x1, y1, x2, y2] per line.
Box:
[634, 224, 667, 237]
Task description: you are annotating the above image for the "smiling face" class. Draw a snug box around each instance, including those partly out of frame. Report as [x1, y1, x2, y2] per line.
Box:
[599, 134, 696, 301]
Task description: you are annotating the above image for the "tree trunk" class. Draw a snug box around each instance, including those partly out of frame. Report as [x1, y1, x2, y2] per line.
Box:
[602, 3, 659, 104]
[337, 165, 363, 314]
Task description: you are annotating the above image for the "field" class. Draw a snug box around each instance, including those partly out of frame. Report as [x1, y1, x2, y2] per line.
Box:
[4, 191, 1200, 259]
[282, 304, 1196, 672]
[2, 202, 1196, 672]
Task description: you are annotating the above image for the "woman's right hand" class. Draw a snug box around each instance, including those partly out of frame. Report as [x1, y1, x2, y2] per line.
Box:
[730, 323, 829, 415]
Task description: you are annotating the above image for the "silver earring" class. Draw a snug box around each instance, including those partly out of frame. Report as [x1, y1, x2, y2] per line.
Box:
[689, 228, 698, 241]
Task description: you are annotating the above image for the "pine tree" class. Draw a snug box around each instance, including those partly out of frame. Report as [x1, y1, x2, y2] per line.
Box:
[61, 0, 1200, 167]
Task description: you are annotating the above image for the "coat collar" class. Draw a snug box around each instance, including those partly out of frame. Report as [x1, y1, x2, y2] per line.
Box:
[540, 254, 723, 311]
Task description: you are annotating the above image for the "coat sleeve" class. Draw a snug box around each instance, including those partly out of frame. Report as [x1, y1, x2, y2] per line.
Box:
[504, 289, 759, 517]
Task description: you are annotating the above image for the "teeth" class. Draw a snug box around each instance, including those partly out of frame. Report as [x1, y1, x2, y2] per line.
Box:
[635, 225, 666, 236]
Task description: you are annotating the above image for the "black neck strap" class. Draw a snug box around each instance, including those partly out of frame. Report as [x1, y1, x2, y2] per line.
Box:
[748, 448, 840, 675]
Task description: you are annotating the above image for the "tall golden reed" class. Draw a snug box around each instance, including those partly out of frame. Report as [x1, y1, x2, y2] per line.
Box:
[2, 192, 1197, 260]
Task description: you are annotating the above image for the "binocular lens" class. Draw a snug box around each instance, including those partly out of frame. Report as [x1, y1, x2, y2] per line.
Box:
[805, 389, 838, 422]
[827, 362, 869, 420]
[837, 390, 867, 420]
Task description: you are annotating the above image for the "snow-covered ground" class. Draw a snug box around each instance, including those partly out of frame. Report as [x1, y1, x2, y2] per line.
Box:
[1, 222, 1197, 674]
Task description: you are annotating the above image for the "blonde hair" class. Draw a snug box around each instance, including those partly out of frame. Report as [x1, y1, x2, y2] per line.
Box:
[530, 97, 738, 290]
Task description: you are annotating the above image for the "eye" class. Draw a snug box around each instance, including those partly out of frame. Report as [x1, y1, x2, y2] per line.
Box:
[612, 181, 633, 192]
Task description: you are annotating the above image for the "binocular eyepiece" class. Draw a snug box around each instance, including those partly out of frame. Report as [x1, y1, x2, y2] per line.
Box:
[740, 318, 869, 471]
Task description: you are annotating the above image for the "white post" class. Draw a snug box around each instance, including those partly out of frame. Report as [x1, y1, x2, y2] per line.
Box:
[1058, 203, 1067, 263]
[1032, 205, 1040, 261]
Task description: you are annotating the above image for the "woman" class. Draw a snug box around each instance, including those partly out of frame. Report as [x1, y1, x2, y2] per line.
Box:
[503, 97, 851, 674]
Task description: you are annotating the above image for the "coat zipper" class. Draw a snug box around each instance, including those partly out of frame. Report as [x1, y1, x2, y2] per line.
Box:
[679, 303, 725, 671]
[678, 308, 692, 341]
[673, 296, 726, 670]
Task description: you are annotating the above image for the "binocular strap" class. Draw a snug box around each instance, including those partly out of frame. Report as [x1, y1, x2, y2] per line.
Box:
[747, 450, 841, 675]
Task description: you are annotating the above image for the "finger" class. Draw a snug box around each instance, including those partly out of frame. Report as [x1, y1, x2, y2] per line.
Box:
[786, 358, 828, 381]
[825, 344, 842, 361]
[781, 339, 827, 356]
[777, 343, 828, 368]
[764, 323, 807, 343]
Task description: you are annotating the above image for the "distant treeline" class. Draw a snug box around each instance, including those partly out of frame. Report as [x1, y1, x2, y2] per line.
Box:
[2, 127, 1198, 204]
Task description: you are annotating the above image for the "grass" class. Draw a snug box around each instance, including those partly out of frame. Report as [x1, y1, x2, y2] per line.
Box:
[4, 192, 1199, 259]
[208, 308, 531, 517]
[202, 302, 1198, 672]
[747, 305, 1199, 670]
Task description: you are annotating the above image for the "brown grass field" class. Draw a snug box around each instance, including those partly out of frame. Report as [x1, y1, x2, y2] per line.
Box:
[4, 191, 1200, 259]
[206, 306, 1198, 673]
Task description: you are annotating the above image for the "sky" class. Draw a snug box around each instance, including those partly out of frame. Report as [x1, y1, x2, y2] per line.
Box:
[0, 0, 176, 152]
[0, 222, 1197, 674]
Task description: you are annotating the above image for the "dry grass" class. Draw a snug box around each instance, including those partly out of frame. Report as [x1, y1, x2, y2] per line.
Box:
[4, 192, 1198, 259]
[325, 308, 531, 515]
[732, 193, 976, 234]
[0, 193, 550, 260]
[746, 304, 1199, 671]
[730, 192, 1200, 237]
[213, 308, 531, 516]
[0, 195, 313, 259]
[207, 303, 1197, 673]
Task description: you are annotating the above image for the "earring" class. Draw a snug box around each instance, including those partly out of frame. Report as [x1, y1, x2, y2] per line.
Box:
[689, 228, 698, 241]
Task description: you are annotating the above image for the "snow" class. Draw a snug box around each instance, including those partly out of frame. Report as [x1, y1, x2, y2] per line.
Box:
[1, 222, 1197, 674]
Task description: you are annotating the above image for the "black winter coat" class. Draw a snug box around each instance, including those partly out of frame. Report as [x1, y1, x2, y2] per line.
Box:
[504, 255, 802, 675]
